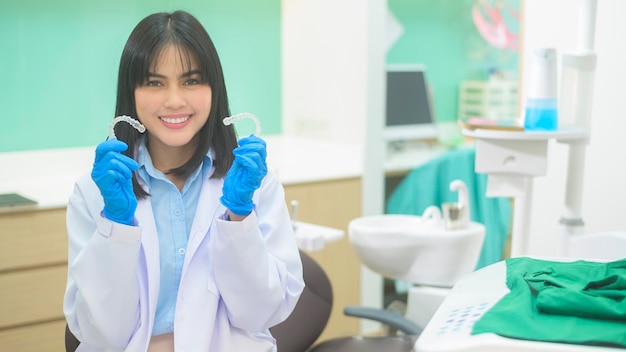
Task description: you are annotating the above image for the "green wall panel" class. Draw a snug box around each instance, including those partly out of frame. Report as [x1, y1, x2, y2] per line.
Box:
[0, 0, 280, 152]
[387, 0, 520, 123]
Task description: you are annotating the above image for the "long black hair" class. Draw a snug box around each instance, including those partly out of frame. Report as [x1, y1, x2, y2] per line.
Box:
[113, 10, 238, 198]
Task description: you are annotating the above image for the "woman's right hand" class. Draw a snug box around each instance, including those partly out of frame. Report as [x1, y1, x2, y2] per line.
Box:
[91, 139, 139, 225]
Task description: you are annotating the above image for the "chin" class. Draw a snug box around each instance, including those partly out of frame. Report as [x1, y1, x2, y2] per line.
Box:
[169, 140, 196, 148]
[157, 135, 194, 148]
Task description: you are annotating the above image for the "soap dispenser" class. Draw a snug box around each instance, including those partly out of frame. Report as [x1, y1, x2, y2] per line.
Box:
[524, 48, 558, 131]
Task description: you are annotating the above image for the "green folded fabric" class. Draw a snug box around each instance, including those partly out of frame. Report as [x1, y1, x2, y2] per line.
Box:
[472, 257, 626, 348]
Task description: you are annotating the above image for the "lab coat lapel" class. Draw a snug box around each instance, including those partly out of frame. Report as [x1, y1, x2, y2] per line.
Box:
[185, 176, 224, 266]
[134, 197, 160, 311]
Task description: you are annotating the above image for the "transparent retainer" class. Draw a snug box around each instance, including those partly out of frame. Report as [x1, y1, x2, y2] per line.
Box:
[222, 112, 261, 136]
[108, 115, 146, 140]
[108, 113, 260, 140]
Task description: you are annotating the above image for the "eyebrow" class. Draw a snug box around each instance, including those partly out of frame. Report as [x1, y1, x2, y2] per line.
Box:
[147, 70, 203, 79]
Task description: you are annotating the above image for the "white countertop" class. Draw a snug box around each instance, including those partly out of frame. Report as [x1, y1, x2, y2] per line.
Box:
[0, 135, 363, 210]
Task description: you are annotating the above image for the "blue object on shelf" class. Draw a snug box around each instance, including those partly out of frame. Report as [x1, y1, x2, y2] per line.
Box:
[524, 98, 558, 131]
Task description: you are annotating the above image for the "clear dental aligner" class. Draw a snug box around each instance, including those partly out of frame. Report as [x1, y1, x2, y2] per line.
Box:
[108, 115, 147, 140]
[222, 112, 262, 136]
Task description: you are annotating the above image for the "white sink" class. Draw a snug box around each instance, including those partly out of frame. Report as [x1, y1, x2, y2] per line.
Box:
[349, 214, 485, 287]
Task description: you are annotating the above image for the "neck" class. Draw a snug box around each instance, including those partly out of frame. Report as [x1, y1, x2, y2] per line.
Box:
[147, 137, 197, 173]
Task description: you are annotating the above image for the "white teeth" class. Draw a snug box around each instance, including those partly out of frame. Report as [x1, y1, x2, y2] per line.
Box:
[161, 116, 189, 124]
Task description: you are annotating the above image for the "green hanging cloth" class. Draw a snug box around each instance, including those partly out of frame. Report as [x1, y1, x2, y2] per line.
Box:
[472, 257, 626, 348]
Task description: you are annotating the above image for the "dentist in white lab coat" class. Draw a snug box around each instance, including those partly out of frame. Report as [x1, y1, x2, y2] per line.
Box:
[63, 10, 304, 352]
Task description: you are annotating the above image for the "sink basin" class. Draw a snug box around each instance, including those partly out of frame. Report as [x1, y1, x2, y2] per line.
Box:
[349, 214, 485, 287]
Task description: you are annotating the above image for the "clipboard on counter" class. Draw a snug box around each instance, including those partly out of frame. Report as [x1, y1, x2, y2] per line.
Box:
[0, 193, 38, 213]
[459, 117, 525, 132]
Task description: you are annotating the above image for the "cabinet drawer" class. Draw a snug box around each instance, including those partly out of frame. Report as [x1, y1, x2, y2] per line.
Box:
[0, 319, 66, 352]
[0, 208, 67, 271]
[0, 265, 67, 329]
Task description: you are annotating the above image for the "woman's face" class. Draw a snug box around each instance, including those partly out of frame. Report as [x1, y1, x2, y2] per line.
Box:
[134, 44, 212, 151]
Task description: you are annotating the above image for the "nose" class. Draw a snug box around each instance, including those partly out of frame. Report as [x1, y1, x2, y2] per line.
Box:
[164, 86, 186, 109]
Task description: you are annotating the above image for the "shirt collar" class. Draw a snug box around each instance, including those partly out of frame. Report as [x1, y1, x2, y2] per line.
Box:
[136, 138, 214, 191]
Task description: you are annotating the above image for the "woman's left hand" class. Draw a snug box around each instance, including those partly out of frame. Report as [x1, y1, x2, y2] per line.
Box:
[220, 135, 268, 217]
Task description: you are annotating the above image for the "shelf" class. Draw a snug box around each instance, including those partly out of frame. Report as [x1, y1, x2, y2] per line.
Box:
[463, 125, 589, 142]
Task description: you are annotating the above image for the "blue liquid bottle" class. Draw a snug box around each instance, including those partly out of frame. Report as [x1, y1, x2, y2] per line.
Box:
[524, 48, 558, 131]
[524, 98, 558, 131]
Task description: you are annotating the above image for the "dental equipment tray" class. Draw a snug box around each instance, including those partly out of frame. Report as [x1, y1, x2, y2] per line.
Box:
[414, 259, 624, 352]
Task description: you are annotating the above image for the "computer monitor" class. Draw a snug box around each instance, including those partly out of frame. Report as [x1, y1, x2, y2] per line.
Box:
[384, 64, 437, 142]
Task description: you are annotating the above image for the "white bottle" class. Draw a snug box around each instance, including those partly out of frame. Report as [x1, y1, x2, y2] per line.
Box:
[524, 48, 558, 131]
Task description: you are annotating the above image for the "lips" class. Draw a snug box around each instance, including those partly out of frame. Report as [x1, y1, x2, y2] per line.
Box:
[160, 115, 190, 124]
[159, 114, 192, 129]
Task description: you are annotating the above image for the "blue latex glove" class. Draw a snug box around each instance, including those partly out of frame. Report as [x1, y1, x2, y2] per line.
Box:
[220, 135, 268, 216]
[91, 139, 139, 225]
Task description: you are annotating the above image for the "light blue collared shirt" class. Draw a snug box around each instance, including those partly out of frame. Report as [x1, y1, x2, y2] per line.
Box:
[136, 141, 213, 336]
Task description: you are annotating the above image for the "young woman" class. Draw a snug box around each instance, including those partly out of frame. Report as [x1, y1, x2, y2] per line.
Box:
[63, 10, 304, 351]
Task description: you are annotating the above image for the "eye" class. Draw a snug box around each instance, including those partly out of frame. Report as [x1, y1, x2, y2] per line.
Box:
[184, 78, 200, 86]
[146, 80, 163, 87]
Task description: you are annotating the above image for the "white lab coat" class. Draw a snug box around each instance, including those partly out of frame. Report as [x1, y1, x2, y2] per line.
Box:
[63, 168, 304, 352]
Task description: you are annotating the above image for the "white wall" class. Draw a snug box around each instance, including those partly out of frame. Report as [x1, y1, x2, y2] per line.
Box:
[282, 0, 372, 146]
[281, 0, 387, 333]
[522, 0, 626, 256]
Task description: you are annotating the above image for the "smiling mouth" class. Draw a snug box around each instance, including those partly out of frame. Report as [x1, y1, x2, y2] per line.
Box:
[160, 115, 190, 124]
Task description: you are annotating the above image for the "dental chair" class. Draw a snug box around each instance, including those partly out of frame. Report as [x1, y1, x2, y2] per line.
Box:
[64, 250, 422, 352]
[275, 251, 422, 352]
